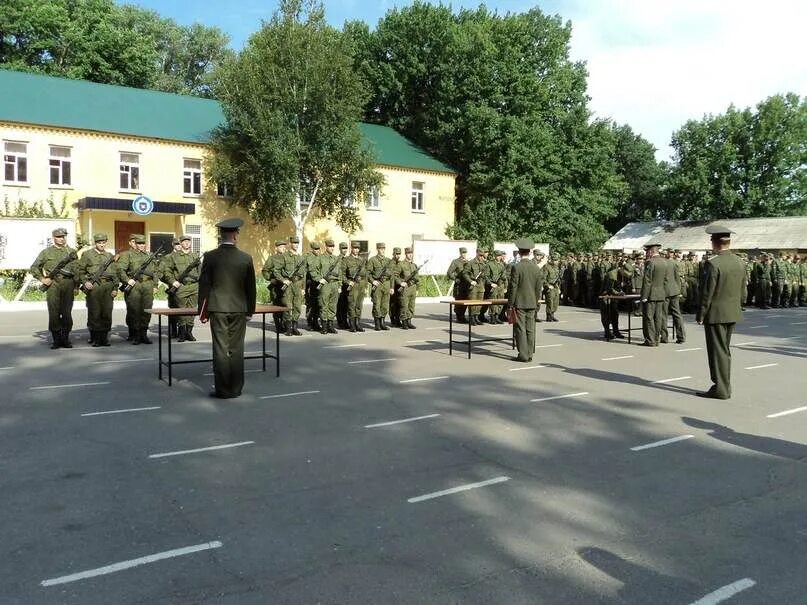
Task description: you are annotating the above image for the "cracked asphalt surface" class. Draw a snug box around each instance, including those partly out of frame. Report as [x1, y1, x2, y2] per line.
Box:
[1, 303, 806, 604]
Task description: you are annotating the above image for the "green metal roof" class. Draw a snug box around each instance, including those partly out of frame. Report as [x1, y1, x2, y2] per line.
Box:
[0, 69, 454, 174]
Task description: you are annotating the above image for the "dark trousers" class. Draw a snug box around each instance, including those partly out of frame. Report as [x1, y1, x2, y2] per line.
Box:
[704, 322, 734, 399]
[663, 296, 685, 343]
[46, 277, 75, 332]
[514, 307, 536, 360]
[85, 280, 114, 331]
[642, 301, 665, 345]
[210, 312, 247, 398]
[599, 300, 619, 334]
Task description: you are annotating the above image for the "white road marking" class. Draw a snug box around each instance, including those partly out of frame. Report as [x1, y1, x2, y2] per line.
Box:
[733, 341, 757, 347]
[766, 314, 785, 318]
[689, 578, 756, 605]
[530, 392, 588, 403]
[652, 376, 692, 384]
[767, 406, 807, 418]
[30, 381, 110, 390]
[0, 335, 31, 339]
[40, 541, 223, 587]
[82, 406, 161, 417]
[509, 365, 547, 372]
[365, 413, 440, 428]
[425, 326, 448, 330]
[0, 366, 15, 370]
[534, 344, 563, 349]
[747, 325, 768, 329]
[745, 363, 778, 370]
[347, 358, 397, 364]
[323, 343, 365, 349]
[630, 435, 694, 451]
[601, 355, 634, 361]
[791, 321, 807, 325]
[676, 347, 703, 352]
[408, 476, 510, 503]
[399, 376, 449, 384]
[259, 390, 320, 400]
[405, 339, 446, 344]
[204, 369, 262, 376]
[149, 441, 254, 459]
[90, 358, 152, 364]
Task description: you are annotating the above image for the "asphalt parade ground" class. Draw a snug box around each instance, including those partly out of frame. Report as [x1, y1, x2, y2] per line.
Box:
[1, 303, 806, 604]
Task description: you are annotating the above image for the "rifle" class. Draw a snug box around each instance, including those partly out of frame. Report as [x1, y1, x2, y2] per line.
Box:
[79, 254, 116, 293]
[120, 248, 165, 293]
[167, 254, 202, 295]
[39, 250, 78, 291]
[404, 259, 429, 287]
[316, 256, 341, 290]
[346, 255, 369, 290]
[281, 256, 307, 291]
[370, 258, 393, 292]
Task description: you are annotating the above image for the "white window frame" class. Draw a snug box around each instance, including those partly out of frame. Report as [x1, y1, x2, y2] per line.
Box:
[3, 140, 28, 184]
[216, 182, 232, 198]
[185, 224, 203, 254]
[183, 158, 202, 196]
[411, 181, 425, 213]
[119, 152, 140, 192]
[342, 194, 356, 208]
[366, 186, 381, 211]
[49, 146, 72, 187]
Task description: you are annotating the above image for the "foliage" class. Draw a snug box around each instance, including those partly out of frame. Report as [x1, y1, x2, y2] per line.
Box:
[207, 0, 384, 238]
[0, 0, 231, 96]
[1, 193, 69, 218]
[665, 93, 806, 220]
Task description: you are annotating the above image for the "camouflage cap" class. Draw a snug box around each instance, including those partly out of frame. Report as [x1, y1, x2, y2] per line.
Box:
[459, 247, 468, 253]
[404, 246, 413, 253]
[324, 239, 335, 247]
[310, 241, 321, 250]
[93, 232, 108, 243]
[376, 242, 386, 249]
[133, 234, 146, 244]
[180, 234, 191, 242]
[339, 242, 348, 249]
[275, 240, 287, 247]
[172, 237, 181, 245]
[52, 227, 68, 237]
[392, 247, 402, 254]
[288, 235, 300, 244]
[351, 241, 361, 249]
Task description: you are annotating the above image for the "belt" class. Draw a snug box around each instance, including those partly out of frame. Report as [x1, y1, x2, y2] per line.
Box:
[181, 278, 198, 285]
[99, 277, 114, 283]
[138, 276, 154, 282]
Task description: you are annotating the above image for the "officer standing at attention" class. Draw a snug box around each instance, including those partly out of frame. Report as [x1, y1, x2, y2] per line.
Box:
[117, 234, 158, 345]
[165, 234, 201, 342]
[697, 225, 745, 399]
[342, 241, 367, 332]
[446, 247, 469, 323]
[198, 218, 256, 399]
[508, 239, 543, 362]
[336, 242, 350, 329]
[640, 242, 668, 347]
[31, 227, 78, 349]
[275, 236, 305, 336]
[395, 246, 419, 329]
[77, 232, 117, 347]
[599, 260, 626, 340]
[314, 239, 342, 334]
[367, 242, 393, 331]
[663, 250, 686, 344]
[463, 248, 488, 326]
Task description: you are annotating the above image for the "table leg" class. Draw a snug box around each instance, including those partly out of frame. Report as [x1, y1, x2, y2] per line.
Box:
[158, 314, 162, 381]
[275, 315, 280, 378]
[262, 312, 267, 373]
[167, 316, 173, 386]
[468, 307, 472, 359]
[628, 303, 632, 344]
[449, 305, 453, 356]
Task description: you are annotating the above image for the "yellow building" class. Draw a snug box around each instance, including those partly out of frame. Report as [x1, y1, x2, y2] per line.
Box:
[0, 70, 455, 264]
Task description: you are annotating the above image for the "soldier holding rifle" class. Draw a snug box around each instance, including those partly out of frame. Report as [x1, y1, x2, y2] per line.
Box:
[30, 227, 78, 349]
[116, 234, 163, 345]
[342, 241, 368, 332]
[163, 234, 201, 342]
[77, 232, 117, 347]
[275, 236, 306, 336]
[367, 242, 393, 331]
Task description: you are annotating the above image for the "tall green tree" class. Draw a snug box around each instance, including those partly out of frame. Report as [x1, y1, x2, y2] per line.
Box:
[207, 0, 383, 240]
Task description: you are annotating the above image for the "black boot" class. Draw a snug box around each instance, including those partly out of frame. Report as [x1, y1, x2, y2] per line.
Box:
[177, 325, 186, 342]
[381, 318, 390, 331]
[50, 330, 61, 349]
[126, 327, 133, 341]
[401, 318, 410, 330]
[604, 330, 613, 341]
[101, 331, 111, 346]
[131, 329, 142, 345]
[408, 319, 416, 330]
[349, 317, 357, 333]
[285, 319, 294, 336]
[329, 320, 338, 334]
[61, 330, 73, 348]
[92, 331, 102, 347]
[321, 320, 329, 335]
[356, 318, 365, 332]
[374, 317, 382, 331]
[141, 329, 152, 345]
[292, 321, 302, 336]
[88, 331, 96, 345]
[185, 326, 196, 342]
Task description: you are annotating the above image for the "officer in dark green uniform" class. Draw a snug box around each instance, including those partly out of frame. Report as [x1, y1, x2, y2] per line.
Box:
[663, 252, 686, 344]
[697, 225, 745, 399]
[198, 218, 256, 399]
[164, 234, 201, 342]
[367, 242, 393, 331]
[446, 247, 469, 322]
[30, 227, 78, 349]
[508, 239, 543, 362]
[314, 239, 342, 334]
[395, 246, 419, 329]
[274, 236, 305, 336]
[117, 234, 158, 345]
[77, 232, 117, 347]
[640, 242, 668, 347]
[342, 241, 367, 332]
[336, 242, 350, 329]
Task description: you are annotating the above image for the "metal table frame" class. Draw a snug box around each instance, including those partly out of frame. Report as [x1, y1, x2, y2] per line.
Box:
[148, 305, 287, 386]
[599, 295, 676, 344]
[443, 299, 514, 359]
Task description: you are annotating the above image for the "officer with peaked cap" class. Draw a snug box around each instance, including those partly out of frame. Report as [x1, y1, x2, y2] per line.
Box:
[30, 227, 78, 348]
[696, 225, 744, 399]
[77, 232, 117, 347]
[508, 238, 543, 361]
[639, 241, 668, 346]
[198, 218, 256, 398]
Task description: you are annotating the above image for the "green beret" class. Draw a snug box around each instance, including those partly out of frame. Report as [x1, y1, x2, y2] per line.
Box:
[392, 247, 402, 254]
[310, 242, 321, 250]
[216, 217, 243, 231]
[289, 236, 300, 244]
[133, 234, 146, 244]
[339, 242, 348, 249]
[324, 239, 335, 247]
[52, 228, 68, 237]
[93, 232, 108, 243]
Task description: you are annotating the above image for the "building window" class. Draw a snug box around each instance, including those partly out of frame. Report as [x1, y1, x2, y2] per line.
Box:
[366, 186, 381, 210]
[183, 159, 202, 195]
[411, 181, 424, 212]
[49, 146, 72, 186]
[120, 153, 140, 191]
[3, 141, 28, 183]
[216, 182, 232, 198]
[342, 194, 356, 208]
[185, 224, 202, 254]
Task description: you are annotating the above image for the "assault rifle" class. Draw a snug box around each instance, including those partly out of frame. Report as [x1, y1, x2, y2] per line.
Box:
[346, 255, 369, 290]
[281, 256, 308, 291]
[79, 254, 116, 293]
[404, 259, 429, 287]
[316, 256, 341, 290]
[370, 259, 393, 292]
[120, 248, 165, 293]
[167, 254, 202, 295]
[39, 250, 78, 291]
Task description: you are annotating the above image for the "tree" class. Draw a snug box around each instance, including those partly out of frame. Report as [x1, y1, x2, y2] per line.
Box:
[207, 0, 383, 241]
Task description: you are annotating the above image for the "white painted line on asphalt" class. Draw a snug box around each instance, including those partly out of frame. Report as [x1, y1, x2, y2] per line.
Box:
[399, 376, 449, 384]
[509, 365, 546, 372]
[630, 435, 694, 451]
[30, 381, 111, 390]
[323, 343, 366, 349]
[347, 358, 397, 364]
[0, 335, 30, 339]
[689, 578, 756, 605]
[365, 413, 440, 428]
[40, 541, 223, 587]
[203, 369, 262, 376]
[676, 347, 703, 352]
[425, 326, 448, 330]
[149, 441, 254, 459]
[791, 321, 807, 325]
[405, 339, 446, 344]
[733, 341, 757, 347]
[747, 325, 768, 329]
[530, 392, 588, 403]
[82, 406, 161, 417]
[767, 314, 785, 318]
[0, 366, 14, 370]
[408, 476, 510, 503]
[535, 344, 564, 349]
[767, 406, 807, 418]
[652, 376, 692, 384]
[601, 355, 634, 361]
[259, 390, 320, 400]
[745, 363, 778, 370]
[91, 358, 152, 364]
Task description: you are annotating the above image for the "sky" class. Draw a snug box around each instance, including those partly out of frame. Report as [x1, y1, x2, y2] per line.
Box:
[126, 0, 807, 160]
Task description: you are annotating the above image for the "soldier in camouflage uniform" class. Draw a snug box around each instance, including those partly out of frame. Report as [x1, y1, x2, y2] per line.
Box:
[462, 248, 488, 326]
[600, 260, 627, 340]
[30, 227, 78, 349]
[754, 253, 772, 308]
[262, 240, 286, 333]
[395, 246, 420, 329]
[274, 236, 306, 336]
[770, 253, 787, 308]
[367, 242, 393, 331]
[305, 242, 322, 331]
[160, 237, 182, 338]
[389, 247, 403, 327]
[485, 250, 507, 324]
[342, 241, 367, 332]
[77, 232, 117, 347]
[163, 234, 201, 342]
[115, 234, 138, 341]
[313, 239, 343, 334]
[336, 242, 350, 329]
[446, 247, 469, 322]
[543, 254, 561, 322]
[116, 234, 158, 345]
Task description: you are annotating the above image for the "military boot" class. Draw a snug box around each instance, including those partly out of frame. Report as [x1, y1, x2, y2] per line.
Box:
[604, 329, 613, 341]
[327, 320, 338, 334]
[131, 329, 142, 345]
[380, 318, 390, 331]
[126, 327, 134, 341]
[87, 331, 96, 345]
[61, 330, 73, 348]
[292, 321, 302, 336]
[50, 331, 61, 349]
[320, 320, 329, 335]
[285, 320, 294, 337]
[374, 317, 382, 331]
[401, 318, 409, 330]
[185, 327, 196, 342]
[92, 331, 102, 347]
[101, 331, 111, 346]
[408, 319, 417, 330]
[141, 329, 153, 345]
[177, 325, 187, 342]
[356, 318, 365, 333]
[349, 318, 357, 333]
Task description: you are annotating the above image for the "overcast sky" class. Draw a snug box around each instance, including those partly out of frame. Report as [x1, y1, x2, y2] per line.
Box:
[128, 0, 807, 159]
